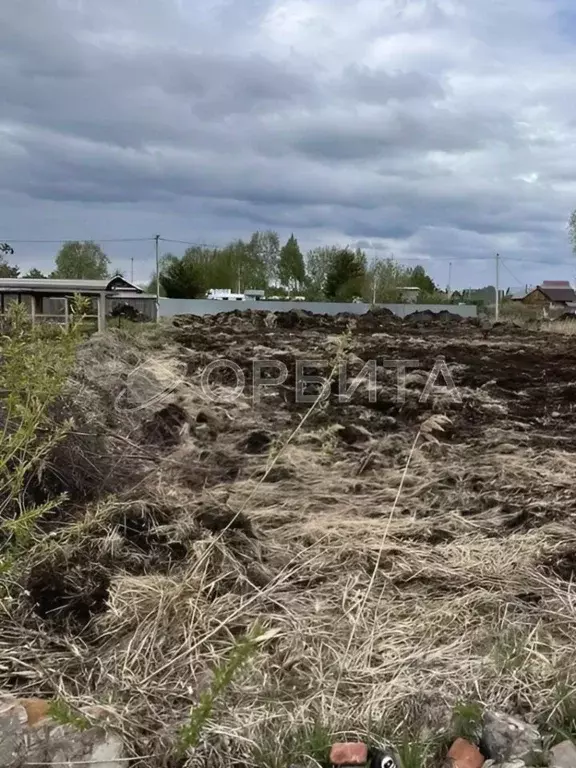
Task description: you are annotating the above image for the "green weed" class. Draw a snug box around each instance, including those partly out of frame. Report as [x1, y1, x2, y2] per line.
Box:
[177, 623, 267, 755]
[48, 698, 91, 732]
[540, 684, 576, 745]
[451, 700, 483, 744]
[0, 305, 83, 573]
[395, 734, 433, 768]
[252, 720, 334, 768]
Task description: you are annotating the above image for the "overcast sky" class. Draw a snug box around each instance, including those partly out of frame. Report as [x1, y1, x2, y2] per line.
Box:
[2, 0, 576, 288]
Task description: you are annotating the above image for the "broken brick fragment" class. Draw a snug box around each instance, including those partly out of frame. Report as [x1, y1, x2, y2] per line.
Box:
[330, 742, 369, 766]
[17, 698, 51, 726]
[447, 738, 485, 768]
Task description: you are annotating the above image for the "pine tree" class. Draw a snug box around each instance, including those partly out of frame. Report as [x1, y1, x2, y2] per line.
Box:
[324, 248, 366, 301]
[159, 253, 207, 298]
[278, 235, 306, 291]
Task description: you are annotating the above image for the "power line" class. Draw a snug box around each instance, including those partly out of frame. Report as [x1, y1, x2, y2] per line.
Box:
[159, 238, 220, 248]
[1, 235, 574, 268]
[0, 237, 155, 244]
[500, 258, 525, 287]
[393, 254, 576, 265]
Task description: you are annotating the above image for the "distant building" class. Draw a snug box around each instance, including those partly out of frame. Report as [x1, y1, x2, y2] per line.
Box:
[519, 281, 576, 310]
[0, 276, 153, 329]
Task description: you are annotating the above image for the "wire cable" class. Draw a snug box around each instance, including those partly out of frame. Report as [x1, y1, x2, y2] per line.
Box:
[0, 237, 155, 244]
[159, 238, 220, 248]
[0, 236, 573, 268]
[500, 258, 526, 288]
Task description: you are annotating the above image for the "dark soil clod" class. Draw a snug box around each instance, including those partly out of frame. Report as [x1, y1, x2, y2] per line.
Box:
[26, 563, 110, 629]
[238, 430, 273, 454]
[141, 402, 190, 446]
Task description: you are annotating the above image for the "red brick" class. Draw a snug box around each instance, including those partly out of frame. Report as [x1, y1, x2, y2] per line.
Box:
[330, 742, 369, 766]
[17, 698, 51, 726]
[447, 738, 484, 768]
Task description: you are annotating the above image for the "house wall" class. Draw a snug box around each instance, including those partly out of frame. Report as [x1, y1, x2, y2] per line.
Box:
[522, 290, 548, 307]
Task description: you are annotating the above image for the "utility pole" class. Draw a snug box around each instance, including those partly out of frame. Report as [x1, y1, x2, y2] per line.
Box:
[155, 234, 160, 323]
[130, 255, 134, 283]
[372, 250, 377, 305]
[448, 261, 452, 295]
[495, 252, 500, 321]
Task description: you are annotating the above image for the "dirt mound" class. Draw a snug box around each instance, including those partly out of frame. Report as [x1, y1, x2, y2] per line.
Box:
[404, 308, 474, 325]
[172, 307, 475, 336]
[274, 308, 316, 328]
[356, 306, 400, 332]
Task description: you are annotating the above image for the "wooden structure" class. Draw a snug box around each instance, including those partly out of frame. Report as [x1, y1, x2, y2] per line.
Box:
[519, 281, 576, 312]
[0, 276, 154, 330]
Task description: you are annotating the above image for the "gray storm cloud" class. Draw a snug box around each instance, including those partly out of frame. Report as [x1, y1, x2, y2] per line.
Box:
[0, 0, 575, 285]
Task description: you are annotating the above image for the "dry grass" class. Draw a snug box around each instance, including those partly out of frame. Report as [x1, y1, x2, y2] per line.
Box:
[2, 316, 576, 767]
[542, 320, 576, 335]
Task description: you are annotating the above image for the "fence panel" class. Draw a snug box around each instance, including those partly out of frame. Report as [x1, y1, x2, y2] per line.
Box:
[159, 299, 478, 319]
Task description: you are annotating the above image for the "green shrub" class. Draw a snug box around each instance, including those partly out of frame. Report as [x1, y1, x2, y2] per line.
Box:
[0, 305, 82, 569]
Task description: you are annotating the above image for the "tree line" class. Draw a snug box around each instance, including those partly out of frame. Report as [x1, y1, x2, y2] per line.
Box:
[0, 233, 442, 303]
[0, 241, 112, 281]
[156, 231, 439, 302]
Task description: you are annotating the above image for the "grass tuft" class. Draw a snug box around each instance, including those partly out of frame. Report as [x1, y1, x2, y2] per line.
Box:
[395, 735, 434, 768]
[451, 701, 483, 744]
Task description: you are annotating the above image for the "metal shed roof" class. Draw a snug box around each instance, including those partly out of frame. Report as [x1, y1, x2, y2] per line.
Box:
[110, 292, 156, 299]
[0, 276, 142, 294]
